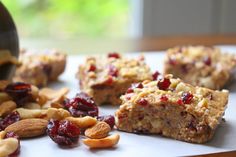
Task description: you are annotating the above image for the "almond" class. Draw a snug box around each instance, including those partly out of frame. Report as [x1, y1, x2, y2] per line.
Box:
[85, 121, 111, 139]
[5, 118, 48, 138]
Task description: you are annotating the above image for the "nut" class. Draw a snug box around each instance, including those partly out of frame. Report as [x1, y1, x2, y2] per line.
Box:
[16, 108, 47, 119]
[0, 80, 10, 91]
[0, 92, 11, 104]
[0, 138, 19, 157]
[0, 131, 6, 139]
[22, 102, 41, 109]
[39, 87, 69, 100]
[46, 108, 70, 120]
[5, 118, 48, 138]
[85, 121, 111, 139]
[66, 116, 97, 128]
[83, 134, 120, 149]
[0, 100, 17, 117]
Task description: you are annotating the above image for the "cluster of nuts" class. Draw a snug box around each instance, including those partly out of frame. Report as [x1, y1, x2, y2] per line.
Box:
[0, 81, 120, 156]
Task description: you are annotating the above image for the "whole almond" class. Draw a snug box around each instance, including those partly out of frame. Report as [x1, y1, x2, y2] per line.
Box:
[5, 118, 48, 138]
[85, 121, 111, 139]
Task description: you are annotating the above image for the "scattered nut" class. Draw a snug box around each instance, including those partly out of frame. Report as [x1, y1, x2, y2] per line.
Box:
[0, 101, 17, 117]
[39, 87, 69, 100]
[0, 131, 6, 139]
[5, 118, 48, 138]
[22, 102, 41, 109]
[0, 92, 11, 104]
[0, 80, 10, 91]
[0, 137, 19, 157]
[85, 121, 111, 139]
[46, 108, 70, 120]
[66, 116, 97, 128]
[16, 108, 47, 119]
[83, 134, 120, 149]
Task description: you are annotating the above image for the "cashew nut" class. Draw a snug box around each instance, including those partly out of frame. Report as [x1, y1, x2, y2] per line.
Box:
[83, 134, 120, 148]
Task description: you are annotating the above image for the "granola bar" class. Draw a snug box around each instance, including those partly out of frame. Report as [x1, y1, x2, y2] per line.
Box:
[163, 46, 236, 89]
[77, 53, 152, 105]
[13, 49, 66, 87]
[115, 75, 228, 143]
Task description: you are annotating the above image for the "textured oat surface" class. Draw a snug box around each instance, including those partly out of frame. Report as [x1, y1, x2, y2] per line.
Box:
[164, 46, 236, 89]
[116, 75, 229, 143]
[13, 49, 66, 87]
[77, 54, 152, 105]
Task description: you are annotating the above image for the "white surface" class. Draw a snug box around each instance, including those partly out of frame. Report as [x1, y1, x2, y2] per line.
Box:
[20, 46, 236, 157]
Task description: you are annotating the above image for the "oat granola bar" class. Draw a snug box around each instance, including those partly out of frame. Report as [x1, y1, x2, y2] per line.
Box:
[13, 49, 66, 87]
[163, 46, 236, 89]
[77, 53, 152, 105]
[115, 75, 228, 143]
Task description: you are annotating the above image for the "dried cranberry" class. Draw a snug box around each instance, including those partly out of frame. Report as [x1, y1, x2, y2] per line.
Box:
[108, 52, 120, 59]
[157, 78, 171, 90]
[47, 119, 80, 146]
[132, 83, 143, 89]
[4, 132, 20, 156]
[160, 95, 168, 102]
[181, 92, 193, 104]
[88, 64, 96, 72]
[97, 115, 115, 129]
[63, 92, 98, 117]
[177, 99, 184, 105]
[137, 98, 148, 106]
[181, 64, 189, 73]
[41, 63, 52, 77]
[152, 71, 160, 80]
[126, 88, 134, 93]
[108, 65, 118, 77]
[5, 82, 32, 106]
[0, 111, 20, 131]
[169, 57, 177, 65]
[203, 56, 211, 66]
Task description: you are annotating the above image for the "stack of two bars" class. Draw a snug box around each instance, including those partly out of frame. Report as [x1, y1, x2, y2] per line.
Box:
[77, 47, 236, 143]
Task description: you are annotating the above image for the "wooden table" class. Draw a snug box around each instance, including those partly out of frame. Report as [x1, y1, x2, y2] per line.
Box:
[21, 34, 236, 156]
[21, 34, 236, 54]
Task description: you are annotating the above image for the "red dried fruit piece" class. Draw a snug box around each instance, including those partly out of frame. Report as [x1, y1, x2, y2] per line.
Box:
[0, 111, 20, 131]
[88, 64, 96, 72]
[97, 115, 115, 129]
[181, 92, 193, 104]
[63, 92, 99, 117]
[4, 82, 32, 106]
[108, 52, 120, 59]
[137, 98, 148, 106]
[177, 99, 184, 105]
[126, 83, 143, 93]
[152, 71, 160, 80]
[160, 95, 168, 102]
[203, 56, 211, 66]
[126, 88, 134, 93]
[108, 65, 118, 77]
[157, 78, 171, 90]
[132, 83, 143, 89]
[47, 119, 80, 146]
[4, 131, 21, 157]
[168, 57, 177, 65]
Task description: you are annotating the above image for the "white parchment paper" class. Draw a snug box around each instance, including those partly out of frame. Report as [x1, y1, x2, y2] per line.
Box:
[20, 46, 236, 157]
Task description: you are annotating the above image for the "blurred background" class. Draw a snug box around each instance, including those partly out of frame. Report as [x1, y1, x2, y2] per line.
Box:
[2, 0, 236, 54]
